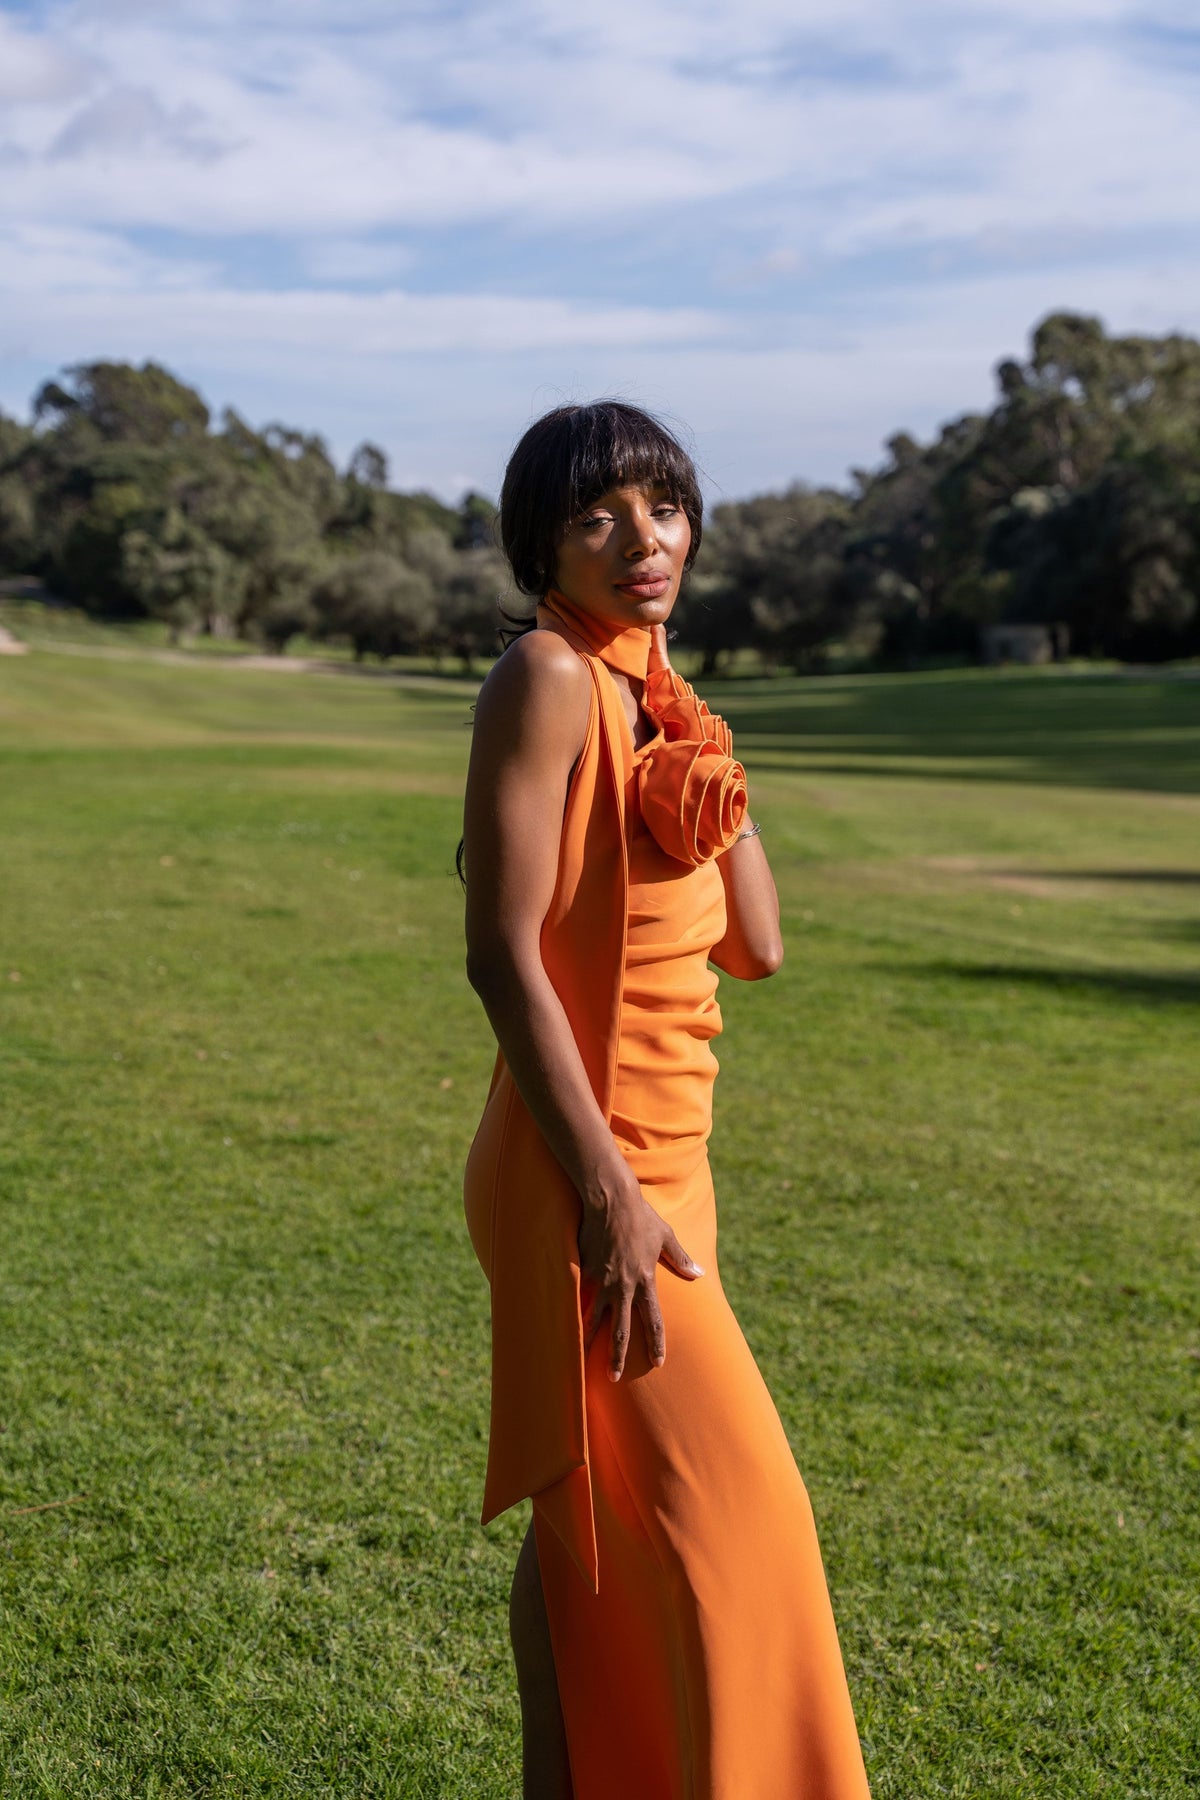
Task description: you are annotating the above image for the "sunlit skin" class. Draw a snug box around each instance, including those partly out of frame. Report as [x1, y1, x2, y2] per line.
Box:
[463, 480, 783, 1800]
[554, 482, 690, 703]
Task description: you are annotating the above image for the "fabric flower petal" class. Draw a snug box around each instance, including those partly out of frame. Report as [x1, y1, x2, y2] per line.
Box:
[637, 669, 745, 863]
[638, 740, 747, 864]
[644, 666, 733, 757]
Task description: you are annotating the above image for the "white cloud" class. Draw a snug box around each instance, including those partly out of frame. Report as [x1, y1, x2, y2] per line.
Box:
[2, 0, 1195, 239]
[0, 222, 218, 295]
[49, 84, 226, 162]
[0, 228, 725, 357]
[1, 0, 1198, 494]
[0, 12, 93, 104]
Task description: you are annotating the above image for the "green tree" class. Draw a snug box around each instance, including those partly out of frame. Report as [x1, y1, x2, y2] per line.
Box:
[56, 475, 155, 615]
[987, 462, 1198, 660]
[679, 487, 851, 673]
[34, 361, 210, 446]
[347, 442, 389, 489]
[7, 326, 1200, 669]
[455, 491, 498, 551]
[121, 510, 246, 643]
[239, 549, 318, 654]
[437, 544, 509, 671]
[0, 476, 37, 573]
[310, 552, 436, 660]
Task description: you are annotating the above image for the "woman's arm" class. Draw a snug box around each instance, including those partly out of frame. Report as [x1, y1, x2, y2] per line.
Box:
[643, 625, 783, 982]
[463, 631, 703, 1381]
[710, 826, 784, 980]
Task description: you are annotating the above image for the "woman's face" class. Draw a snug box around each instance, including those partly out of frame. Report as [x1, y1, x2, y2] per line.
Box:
[553, 482, 691, 633]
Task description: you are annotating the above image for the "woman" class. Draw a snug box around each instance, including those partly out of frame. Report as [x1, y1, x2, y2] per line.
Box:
[462, 402, 870, 1800]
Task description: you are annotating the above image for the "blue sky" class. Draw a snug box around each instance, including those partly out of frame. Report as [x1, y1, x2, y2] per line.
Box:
[1, 0, 1198, 500]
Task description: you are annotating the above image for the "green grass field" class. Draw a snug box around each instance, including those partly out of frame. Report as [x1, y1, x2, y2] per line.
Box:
[1, 630, 1198, 1798]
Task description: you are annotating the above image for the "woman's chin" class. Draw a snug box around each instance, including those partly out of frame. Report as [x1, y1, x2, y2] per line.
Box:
[611, 592, 677, 630]
[555, 584, 678, 634]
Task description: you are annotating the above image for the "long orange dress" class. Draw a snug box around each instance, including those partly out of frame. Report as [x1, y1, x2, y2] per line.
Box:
[464, 596, 871, 1799]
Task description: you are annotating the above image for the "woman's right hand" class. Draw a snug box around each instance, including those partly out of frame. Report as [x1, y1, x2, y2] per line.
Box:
[578, 1166, 704, 1382]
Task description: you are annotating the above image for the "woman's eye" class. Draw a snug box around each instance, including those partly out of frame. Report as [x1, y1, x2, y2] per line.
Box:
[577, 514, 610, 529]
[653, 505, 679, 518]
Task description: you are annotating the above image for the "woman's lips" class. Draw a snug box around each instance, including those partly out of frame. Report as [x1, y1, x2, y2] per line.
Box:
[615, 574, 671, 598]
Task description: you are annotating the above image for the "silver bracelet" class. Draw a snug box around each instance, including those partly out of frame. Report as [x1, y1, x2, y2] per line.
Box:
[736, 821, 762, 841]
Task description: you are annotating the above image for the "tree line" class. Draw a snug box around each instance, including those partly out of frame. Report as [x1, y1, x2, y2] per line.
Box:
[1, 311, 1198, 670]
[0, 362, 504, 667]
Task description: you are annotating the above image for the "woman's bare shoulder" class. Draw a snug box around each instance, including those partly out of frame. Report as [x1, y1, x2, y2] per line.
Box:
[467, 626, 590, 774]
[476, 627, 590, 719]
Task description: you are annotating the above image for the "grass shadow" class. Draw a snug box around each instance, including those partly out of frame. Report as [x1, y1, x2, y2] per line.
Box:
[716, 670, 1200, 796]
[896, 958, 1200, 1007]
[1001, 869, 1200, 886]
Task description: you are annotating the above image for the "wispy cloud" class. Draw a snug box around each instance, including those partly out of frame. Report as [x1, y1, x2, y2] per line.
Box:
[0, 231, 725, 356]
[0, 10, 92, 104]
[49, 84, 227, 162]
[1, 0, 1197, 495]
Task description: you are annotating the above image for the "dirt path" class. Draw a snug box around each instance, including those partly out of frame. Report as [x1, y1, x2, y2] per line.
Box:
[16, 635, 477, 690]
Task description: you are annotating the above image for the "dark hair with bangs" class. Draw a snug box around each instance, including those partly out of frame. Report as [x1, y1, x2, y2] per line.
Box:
[500, 400, 703, 599]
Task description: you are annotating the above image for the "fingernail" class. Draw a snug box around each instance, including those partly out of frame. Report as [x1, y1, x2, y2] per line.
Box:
[653, 1355, 665, 1369]
[693, 1262, 706, 1275]
[608, 1369, 621, 1383]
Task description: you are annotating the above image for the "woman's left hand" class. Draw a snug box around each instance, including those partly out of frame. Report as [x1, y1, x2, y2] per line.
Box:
[647, 622, 672, 678]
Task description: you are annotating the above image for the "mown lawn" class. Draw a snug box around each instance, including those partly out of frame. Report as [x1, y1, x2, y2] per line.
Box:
[1, 639, 1197, 1798]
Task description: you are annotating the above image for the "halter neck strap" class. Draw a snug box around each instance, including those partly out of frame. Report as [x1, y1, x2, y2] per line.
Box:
[536, 590, 651, 682]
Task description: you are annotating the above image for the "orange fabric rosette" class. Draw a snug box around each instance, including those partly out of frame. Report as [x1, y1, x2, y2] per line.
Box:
[637, 664, 747, 864]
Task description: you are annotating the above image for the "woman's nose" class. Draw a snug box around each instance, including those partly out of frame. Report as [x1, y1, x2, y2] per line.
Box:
[623, 509, 659, 557]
